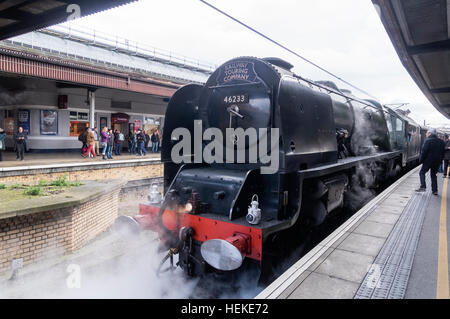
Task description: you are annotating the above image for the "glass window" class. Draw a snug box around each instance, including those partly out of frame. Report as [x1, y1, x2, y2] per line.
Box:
[386, 114, 393, 133]
[4, 117, 14, 135]
[3, 110, 14, 118]
[78, 112, 89, 121]
[70, 121, 89, 137]
[396, 118, 403, 132]
[144, 117, 155, 124]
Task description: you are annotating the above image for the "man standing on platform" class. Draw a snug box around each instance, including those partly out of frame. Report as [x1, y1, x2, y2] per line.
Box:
[416, 128, 445, 195]
[14, 126, 27, 161]
[443, 135, 450, 178]
[128, 130, 136, 155]
[106, 129, 114, 159]
[0, 128, 5, 162]
[136, 129, 147, 156]
[115, 130, 124, 156]
[93, 127, 100, 156]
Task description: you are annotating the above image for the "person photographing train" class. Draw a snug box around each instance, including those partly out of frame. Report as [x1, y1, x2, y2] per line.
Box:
[416, 128, 445, 195]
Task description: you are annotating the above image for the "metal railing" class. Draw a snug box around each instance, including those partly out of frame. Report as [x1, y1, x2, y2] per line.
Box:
[43, 23, 217, 73]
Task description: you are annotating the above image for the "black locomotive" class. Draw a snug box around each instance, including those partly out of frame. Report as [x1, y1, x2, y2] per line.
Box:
[116, 56, 425, 280]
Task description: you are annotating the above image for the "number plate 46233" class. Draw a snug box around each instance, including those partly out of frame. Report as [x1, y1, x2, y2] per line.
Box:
[223, 94, 249, 104]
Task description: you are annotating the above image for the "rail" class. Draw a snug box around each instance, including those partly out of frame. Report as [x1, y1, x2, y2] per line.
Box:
[44, 23, 217, 73]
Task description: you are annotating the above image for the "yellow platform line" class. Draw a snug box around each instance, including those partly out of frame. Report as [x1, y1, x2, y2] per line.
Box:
[437, 174, 450, 299]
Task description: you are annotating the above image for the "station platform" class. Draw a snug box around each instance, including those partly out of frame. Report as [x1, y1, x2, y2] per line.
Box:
[0, 151, 160, 168]
[0, 151, 163, 186]
[256, 166, 450, 299]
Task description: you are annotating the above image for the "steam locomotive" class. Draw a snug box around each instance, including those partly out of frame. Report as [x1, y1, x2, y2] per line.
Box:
[115, 56, 426, 280]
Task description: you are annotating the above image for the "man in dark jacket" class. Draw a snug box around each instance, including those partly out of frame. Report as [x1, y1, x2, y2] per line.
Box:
[0, 128, 6, 162]
[106, 129, 114, 159]
[443, 135, 450, 178]
[416, 129, 445, 195]
[128, 131, 136, 154]
[14, 126, 27, 161]
[136, 129, 147, 156]
[144, 130, 150, 151]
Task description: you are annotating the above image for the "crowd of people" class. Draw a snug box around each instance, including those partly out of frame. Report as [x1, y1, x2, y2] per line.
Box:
[2, 126, 450, 194]
[78, 126, 161, 160]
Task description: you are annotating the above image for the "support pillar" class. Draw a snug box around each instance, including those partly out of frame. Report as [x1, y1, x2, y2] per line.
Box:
[88, 90, 95, 129]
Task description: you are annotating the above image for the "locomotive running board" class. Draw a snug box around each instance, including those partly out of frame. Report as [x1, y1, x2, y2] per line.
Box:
[299, 151, 402, 178]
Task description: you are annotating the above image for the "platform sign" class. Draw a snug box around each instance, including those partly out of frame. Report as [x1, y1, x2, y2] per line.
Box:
[112, 113, 130, 124]
[17, 109, 30, 135]
[40, 110, 58, 135]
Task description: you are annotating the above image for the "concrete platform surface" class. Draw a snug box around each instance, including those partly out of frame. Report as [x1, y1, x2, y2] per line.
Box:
[256, 166, 450, 299]
[0, 151, 160, 169]
[0, 179, 127, 219]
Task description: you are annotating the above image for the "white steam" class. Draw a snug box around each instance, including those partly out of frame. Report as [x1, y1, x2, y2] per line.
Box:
[0, 231, 199, 299]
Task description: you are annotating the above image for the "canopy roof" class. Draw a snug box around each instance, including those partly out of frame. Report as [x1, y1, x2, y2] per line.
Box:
[373, 0, 450, 119]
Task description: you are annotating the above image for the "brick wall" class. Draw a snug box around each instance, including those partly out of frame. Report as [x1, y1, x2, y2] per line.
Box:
[0, 188, 121, 273]
[0, 162, 163, 184]
[71, 188, 120, 251]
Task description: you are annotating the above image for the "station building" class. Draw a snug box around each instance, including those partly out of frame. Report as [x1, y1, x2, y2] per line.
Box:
[0, 76, 169, 150]
[0, 24, 213, 151]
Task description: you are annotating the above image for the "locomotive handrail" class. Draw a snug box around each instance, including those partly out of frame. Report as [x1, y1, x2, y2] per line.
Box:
[298, 151, 403, 178]
[292, 73, 390, 114]
[256, 151, 405, 238]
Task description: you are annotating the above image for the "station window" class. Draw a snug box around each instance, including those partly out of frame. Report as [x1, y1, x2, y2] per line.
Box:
[69, 111, 90, 136]
[70, 111, 89, 121]
[3, 110, 14, 118]
[78, 112, 88, 121]
[70, 121, 89, 137]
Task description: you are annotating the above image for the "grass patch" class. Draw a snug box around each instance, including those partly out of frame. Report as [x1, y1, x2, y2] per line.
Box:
[50, 176, 70, 187]
[38, 179, 47, 187]
[24, 186, 41, 196]
[70, 181, 83, 187]
[0, 177, 83, 201]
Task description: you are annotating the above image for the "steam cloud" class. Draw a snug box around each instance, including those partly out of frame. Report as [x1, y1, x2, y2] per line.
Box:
[0, 228, 262, 299]
[0, 88, 30, 106]
[0, 231, 199, 299]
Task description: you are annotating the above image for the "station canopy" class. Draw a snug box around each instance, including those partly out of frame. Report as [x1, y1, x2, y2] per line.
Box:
[373, 0, 450, 120]
[0, 0, 135, 41]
